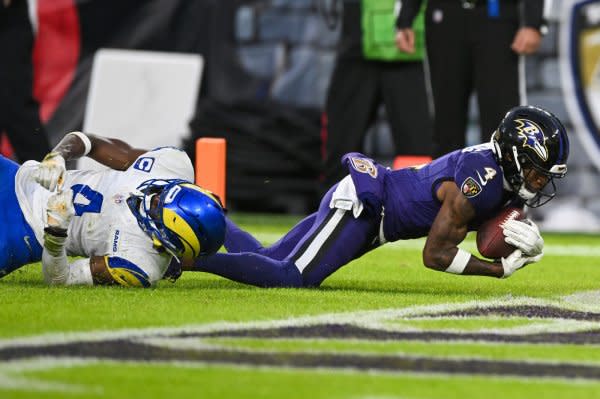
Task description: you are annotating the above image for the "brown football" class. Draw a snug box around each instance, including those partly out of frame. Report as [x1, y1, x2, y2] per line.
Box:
[476, 207, 525, 259]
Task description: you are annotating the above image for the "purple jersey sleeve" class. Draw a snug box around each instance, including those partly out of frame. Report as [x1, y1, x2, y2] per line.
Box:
[454, 149, 504, 216]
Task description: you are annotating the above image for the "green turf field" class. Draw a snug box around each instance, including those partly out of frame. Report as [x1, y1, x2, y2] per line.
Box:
[2, 213, 600, 398]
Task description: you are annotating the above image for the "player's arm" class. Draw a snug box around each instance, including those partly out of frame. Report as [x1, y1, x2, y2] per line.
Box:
[41, 191, 152, 287]
[422, 181, 504, 277]
[423, 181, 539, 278]
[42, 189, 93, 285]
[43, 254, 151, 287]
[35, 132, 147, 191]
[395, 0, 423, 53]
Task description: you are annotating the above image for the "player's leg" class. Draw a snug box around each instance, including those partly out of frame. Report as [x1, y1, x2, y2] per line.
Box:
[0, 0, 50, 162]
[425, 2, 472, 157]
[290, 207, 381, 287]
[0, 156, 43, 277]
[192, 251, 304, 287]
[190, 193, 337, 287]
[473, 7, 520, 139]
[323, 58, 380, 189]
[225, 213, 317, 260]
[223, 217, 263, 253]
[191, 185, 381, 288]
[381, 61, 433, 157]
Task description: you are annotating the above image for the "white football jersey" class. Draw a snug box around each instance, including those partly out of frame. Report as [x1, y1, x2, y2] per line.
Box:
[14, 147, 194, 285]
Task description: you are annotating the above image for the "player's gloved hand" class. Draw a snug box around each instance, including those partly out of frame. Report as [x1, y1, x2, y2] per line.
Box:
[35, 152, 66, 192]
[500, 249, 543, 278]
[46, 189, 75, 233]
[503, 219, 544, 256]
[358, 192, 382, 218]
[162, 258, 183, 283]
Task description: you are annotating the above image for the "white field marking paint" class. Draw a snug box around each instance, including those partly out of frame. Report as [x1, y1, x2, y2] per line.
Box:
[2, 296, 600, 392]
[0, 358, 102, 394]
[254, 233, 600, 257]
[564, 290, 600, 307]
[1, 296, 600, 391]
[380, 317, 600, 336]
[1, 294, 600, 351]
[0, 374, 94, 394]
[5, 357, 599, 388]
[175, 336, 600, 369]
[134, 333, 600, 369]
[295, 209, 346, 272]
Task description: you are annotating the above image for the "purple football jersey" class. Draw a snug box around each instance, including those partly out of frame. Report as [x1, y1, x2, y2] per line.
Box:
[382, 143, 517, 241]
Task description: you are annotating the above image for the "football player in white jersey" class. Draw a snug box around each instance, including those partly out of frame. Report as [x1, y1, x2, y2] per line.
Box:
[1, 131, 226, 287]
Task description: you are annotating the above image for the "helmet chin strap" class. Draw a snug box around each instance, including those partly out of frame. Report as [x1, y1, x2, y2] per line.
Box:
[501, 167, 536, 201]
[517, 184, 537, 200]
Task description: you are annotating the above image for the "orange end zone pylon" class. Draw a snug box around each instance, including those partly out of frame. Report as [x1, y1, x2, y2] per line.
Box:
[392, 155, 432, 170]
[195, 137, 227, 206]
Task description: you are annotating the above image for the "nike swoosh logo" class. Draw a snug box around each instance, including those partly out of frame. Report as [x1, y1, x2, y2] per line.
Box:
[23, 235, 33, 254]
[476, 171, 488, 186]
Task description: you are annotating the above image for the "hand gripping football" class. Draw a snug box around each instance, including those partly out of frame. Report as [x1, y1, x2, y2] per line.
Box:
[476, 207, 525, 259]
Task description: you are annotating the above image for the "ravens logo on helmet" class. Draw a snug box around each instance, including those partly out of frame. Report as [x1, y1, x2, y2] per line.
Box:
[491, 105, 569, 207]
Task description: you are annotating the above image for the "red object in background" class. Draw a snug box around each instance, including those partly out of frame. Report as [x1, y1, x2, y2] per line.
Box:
[2, 0, 79, 158]
[0, 133, 15, 159]
[32, 0, 80, 123]
[393, 155, 432, 170]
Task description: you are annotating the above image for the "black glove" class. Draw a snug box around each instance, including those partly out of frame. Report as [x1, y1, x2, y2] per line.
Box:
[162, 258, 183, 283]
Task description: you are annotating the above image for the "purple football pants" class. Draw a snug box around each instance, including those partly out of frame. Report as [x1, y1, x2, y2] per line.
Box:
[193, 185, 382, 287]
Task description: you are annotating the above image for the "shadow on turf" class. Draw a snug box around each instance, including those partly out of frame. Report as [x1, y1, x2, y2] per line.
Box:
[0, 268, 499, 297]
[170, 277, 486, 297]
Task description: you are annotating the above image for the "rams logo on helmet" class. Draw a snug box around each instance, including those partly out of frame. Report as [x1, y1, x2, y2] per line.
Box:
[128, 179, 226, 261]
[514, 118, 549, 161]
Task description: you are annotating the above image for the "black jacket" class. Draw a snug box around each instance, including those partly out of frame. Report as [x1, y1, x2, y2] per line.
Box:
[396, 0, 546, 31]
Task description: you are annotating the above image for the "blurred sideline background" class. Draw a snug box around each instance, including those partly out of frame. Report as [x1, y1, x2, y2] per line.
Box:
[3, 0, 600, 232]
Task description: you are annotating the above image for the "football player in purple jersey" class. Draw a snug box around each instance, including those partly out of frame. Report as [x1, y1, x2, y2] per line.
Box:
[177, 105, 569, 286]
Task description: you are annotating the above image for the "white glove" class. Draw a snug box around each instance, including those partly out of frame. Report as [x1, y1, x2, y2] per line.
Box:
[35, 152, 66, 192]
[46, 189, 75, 231]
[501, 249, 543, 278]
[503, 219, 544, 256]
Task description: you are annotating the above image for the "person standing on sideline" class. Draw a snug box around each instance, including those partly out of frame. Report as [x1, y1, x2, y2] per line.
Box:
[0, 0, 51, 162]
[396, 0, 546, 157]
[323, 0, 433, 189]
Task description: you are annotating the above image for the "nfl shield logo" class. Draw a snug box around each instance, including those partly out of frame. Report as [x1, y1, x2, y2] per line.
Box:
[560, 0, 600, 170]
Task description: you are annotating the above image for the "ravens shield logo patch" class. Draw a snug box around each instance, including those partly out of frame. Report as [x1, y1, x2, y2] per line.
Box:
[461, 177, 482, 198]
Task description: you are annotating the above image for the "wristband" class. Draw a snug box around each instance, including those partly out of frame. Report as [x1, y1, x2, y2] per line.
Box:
[43, 229, 68, 257]
[445, 248, 471, 275]
[44, 226, 68, 238]
[67, 131, 92, 156]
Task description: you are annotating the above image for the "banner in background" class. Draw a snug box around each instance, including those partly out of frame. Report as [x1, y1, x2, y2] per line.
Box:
[34, 0, 246, 143]
[560, 0, 600, 170]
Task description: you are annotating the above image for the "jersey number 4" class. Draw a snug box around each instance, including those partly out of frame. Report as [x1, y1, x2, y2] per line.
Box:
[70, 184, 104, 216]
